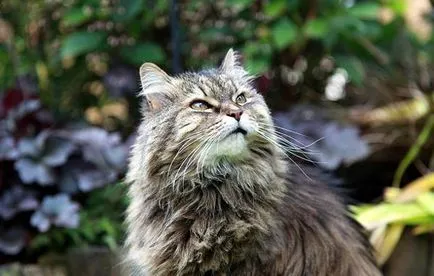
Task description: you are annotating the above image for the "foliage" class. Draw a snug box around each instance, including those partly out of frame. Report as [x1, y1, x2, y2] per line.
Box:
[30, 184, 127, 252]
[0, 87, 131, 256]
[183, 0, 417, 88]
[353, 173, 434, 264]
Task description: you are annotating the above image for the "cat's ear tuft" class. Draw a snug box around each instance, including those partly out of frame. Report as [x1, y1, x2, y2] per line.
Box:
[139, 63, 172, 111]
[139, 63, 171, 89]
[220, 48, 241, 72]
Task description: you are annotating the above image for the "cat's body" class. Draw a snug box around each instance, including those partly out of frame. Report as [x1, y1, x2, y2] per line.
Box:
[125, 50, 382, 276]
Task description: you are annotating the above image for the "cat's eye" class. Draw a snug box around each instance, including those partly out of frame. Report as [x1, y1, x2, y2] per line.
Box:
[235, 93, 247, 105]
[190, 100, 212, 111]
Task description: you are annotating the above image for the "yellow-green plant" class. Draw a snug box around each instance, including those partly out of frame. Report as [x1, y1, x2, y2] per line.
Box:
[353, 103, 434, 265]
[353, 173, 434, 264]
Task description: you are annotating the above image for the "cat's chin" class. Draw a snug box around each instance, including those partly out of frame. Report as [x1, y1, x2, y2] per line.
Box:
[205, 133, 249, 162]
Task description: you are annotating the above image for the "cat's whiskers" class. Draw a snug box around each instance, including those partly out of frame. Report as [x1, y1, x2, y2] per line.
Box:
[195, 137, 214, 177]
[184, 135, 217, 186]
[165, 133, 204, 179]
[269, 131, 328, 165]
[256, 127, 309, 156]
[273, 131, 325, 152]
[256, 122, 321, 150]
[167, 124, 222, 183]
[263, 131, 324, 162]
[268, 123, 310, 137]
[257, 127, 326, 166]
[256, 122, 325, 160]
[255, 129, 312, 180]
[174, 135, 214, 192]
[170, 140, 203, 190]
[270, 133, 316, 154]
[256, 124, 309, 150]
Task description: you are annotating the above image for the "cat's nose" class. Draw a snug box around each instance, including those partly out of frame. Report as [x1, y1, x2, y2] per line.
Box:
[227, 110, 243, 121]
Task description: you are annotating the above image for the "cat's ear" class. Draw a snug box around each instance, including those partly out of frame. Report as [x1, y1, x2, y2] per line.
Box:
[220, 48, 242, 72]
[139, 63, 172, 111]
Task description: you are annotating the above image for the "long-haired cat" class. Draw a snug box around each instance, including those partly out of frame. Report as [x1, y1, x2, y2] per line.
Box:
[125, 49, 382, 276]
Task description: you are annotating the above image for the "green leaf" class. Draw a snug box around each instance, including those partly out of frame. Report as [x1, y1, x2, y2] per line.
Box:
[245, 58, 270, 75]
[120, 43, 166, 65]
[355, 202, 430, 230]
[243, 42, 272, 74]
[304, 18, 329, 39]
[417, 192, 434, 215]
[393, 117, 434, 187]
[61, 32, 107, 58]
[271, 18, 298, 50]
[62, 8, 92, 27]
[350, 204, 375, 214]
[226, 0, 252, 10]
[413, 224, 434, 235]
[385, 0, 407, 16]
[67, 230, 84, 246]
[348, 3, 381, 19]
[198, 27, 229, 42]
[334, 56, 365, 85]
[264, 0, 286, 18]
[103, 235, 118, 251]
[330, 15, 364, 33]
[30, 234, 51, 250]
[99, 217, 117, 237]
[113, 0, 144, 22]
[370, 223, 405, 265]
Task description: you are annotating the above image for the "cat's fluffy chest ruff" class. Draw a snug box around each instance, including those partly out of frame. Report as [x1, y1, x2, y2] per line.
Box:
[155, 200, 278, 274]
[138, 178, 284, 275]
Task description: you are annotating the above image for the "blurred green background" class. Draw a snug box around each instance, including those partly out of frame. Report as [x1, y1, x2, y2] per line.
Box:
[1, 0, 434, 274]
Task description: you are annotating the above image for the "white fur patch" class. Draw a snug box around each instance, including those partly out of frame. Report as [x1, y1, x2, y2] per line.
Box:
[202, 113, 260, 164]
[204, 133, 248, 165]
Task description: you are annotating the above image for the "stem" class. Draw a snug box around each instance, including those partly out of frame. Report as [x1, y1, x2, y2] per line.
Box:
[392, 114, 434, 187]
[170, 0, 182, 74]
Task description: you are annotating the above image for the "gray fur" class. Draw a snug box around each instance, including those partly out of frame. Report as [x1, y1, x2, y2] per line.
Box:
[125, 49, 382, 276]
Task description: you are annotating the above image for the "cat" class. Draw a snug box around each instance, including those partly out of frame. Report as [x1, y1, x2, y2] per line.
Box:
[124, 49, 382, 276]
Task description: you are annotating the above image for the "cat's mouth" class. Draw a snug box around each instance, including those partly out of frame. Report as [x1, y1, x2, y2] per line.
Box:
[230, 127, 247, 136]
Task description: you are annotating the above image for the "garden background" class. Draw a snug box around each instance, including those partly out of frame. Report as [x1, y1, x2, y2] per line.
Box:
[1, 0, 434, 275]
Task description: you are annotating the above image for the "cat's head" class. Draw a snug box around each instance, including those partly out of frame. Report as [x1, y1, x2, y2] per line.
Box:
[138, 49, 277, 174]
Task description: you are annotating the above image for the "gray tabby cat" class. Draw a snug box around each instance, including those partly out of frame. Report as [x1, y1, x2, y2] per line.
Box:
[125, 49, 382, 276]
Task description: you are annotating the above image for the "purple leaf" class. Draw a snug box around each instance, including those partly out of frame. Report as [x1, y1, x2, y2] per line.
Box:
[0, 208, 14, 220]
[8, 100, 41, 122]
[70, 127, 121, 145]
[82, 147, 111, 170]
[273, 104, 370, 170]
[30, 211, 51, 232]
[15, 74, 38, 95]
[59, 160, 117, 193]
[15, 158, 56, 185]
[0, 227, 26, 255]
[14, 131, 77, 185]
[0, 185, 39, 220]
[58, 170, 80, 194]
[103, 64, 138, 98]
[17, 137, 41, 158]
[103, 144, 129, 171]
[69, 127, 128, 171]
[0, 136, 19, 160]
[34, 130, 51, 149]
[31, 194, 80, 232]
[42, 136, 75, 166]
[77, 169, 117, 192]
[19, 197, 39, 211]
